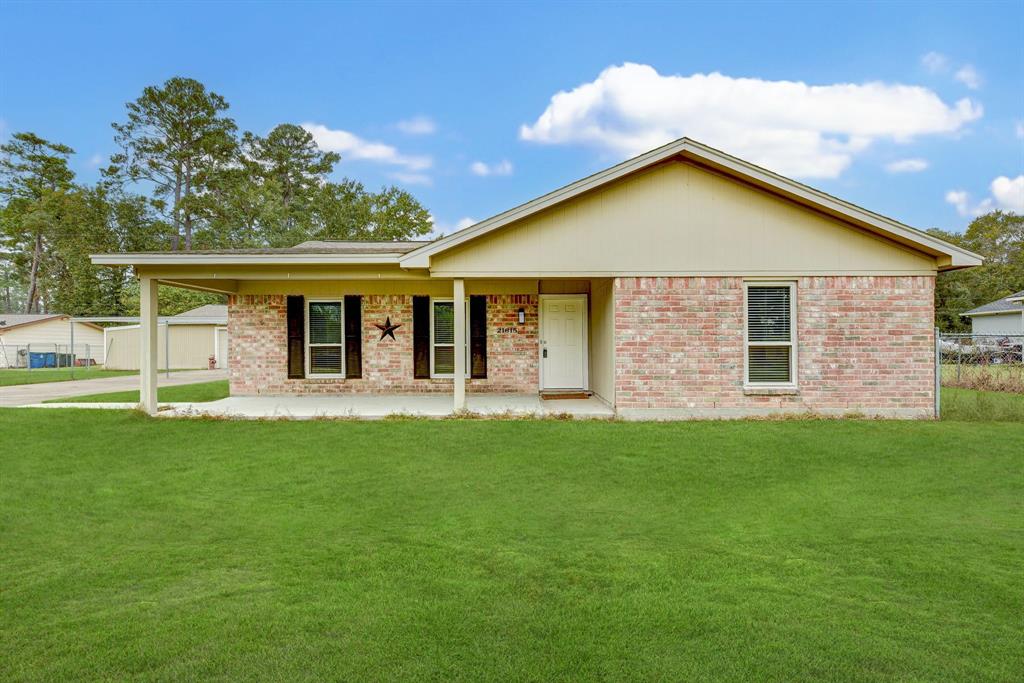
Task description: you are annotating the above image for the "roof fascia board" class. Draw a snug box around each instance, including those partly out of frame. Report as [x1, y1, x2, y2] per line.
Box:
[962, 310, 1023, 317]
[90, 253, 404, 266]
[400, 142, 685, 268]
[399, 138, 982, 270]
[678, 144, 981, 267]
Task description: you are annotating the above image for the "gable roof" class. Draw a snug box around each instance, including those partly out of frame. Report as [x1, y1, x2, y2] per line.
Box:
[91, 240, 430, 266]
[174, 304, 228, 319]
[963, 290, 1024, 317]
[0, 314, 102, 332]
[399, 137, 982, 271]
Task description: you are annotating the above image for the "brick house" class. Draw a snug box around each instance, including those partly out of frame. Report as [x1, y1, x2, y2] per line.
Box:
[93, 138, 981, 418]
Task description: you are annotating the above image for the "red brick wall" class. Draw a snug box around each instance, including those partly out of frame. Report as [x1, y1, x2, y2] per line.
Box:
[614, 276, 935, 417]
[228, 294, 538, 395]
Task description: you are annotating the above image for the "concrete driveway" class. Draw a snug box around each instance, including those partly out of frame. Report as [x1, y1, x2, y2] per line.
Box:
[0, 369, 228, 407]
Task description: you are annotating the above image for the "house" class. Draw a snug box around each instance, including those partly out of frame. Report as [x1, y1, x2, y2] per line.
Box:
[92, 138, 982, 418]
[962, 291, 1024, 335]
[0, 314, 105, 368]
[103, 305, 229, 371]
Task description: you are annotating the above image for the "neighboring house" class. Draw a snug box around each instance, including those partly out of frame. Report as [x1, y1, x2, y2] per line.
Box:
[0, 314, 105, 368]
[962, 291, 1024, 335]
[104, 305, 228, 370]
[93, 138, 982, 418]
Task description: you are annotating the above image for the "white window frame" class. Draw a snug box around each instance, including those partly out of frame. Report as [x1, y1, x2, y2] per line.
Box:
[305, 298, 345, 378]
[743, 281, 797, 389]
[429, 297, 470, 379]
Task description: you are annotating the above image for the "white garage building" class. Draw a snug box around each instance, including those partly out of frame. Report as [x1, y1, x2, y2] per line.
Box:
[104, 305, 228, 371]
[0, 314, 106, 368]
[963, 290, 1024, 335]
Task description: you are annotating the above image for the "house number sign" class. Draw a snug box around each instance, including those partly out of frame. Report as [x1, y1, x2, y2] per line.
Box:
[496, 326, 519, 334]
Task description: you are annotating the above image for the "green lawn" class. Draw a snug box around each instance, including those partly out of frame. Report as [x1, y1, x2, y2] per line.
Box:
[46, 379, 230, 404]
[942, 363, 1024, 393]
[43, 382, 1024, 423]
[1, 410, 1021, 681]
[0, 367, 137, 387]
[942, 386, 1024, 421]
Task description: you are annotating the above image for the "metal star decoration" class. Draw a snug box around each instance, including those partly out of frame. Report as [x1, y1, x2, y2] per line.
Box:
[374, 316, 402, 341]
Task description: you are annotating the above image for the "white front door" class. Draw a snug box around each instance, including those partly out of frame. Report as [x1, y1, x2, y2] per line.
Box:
[540, 296, 587, 390]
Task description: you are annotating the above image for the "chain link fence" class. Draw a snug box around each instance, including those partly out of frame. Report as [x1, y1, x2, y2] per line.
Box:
[0, 343, 106, 370]
[939, 333, 1024, 393]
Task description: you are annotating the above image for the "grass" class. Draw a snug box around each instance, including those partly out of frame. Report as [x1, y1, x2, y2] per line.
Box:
[941, 386, 1024, 421]
[1, 410, 1021, 681]
[0, 367, 137, 387]
[43, 381, 1024, 423]
[941, 363, 1024, 393]
[45, 379, 230, 404]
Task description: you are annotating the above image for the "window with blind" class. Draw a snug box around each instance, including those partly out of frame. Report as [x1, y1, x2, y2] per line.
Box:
[307, 300, 344, 376]
[745, 283, 796, 386]
[430, 298, 470, 378]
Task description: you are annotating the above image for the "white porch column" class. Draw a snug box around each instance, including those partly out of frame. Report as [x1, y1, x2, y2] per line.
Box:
[139, 276, 159, 415]
[453, 278, 466, 411]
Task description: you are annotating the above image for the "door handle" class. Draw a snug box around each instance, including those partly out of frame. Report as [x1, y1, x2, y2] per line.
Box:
[542, 349, 548, 358]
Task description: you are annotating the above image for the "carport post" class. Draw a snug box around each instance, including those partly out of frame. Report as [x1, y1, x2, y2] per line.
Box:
[165, 321, 170, 379]
[69, 318, 75, 380]
[139, 276, 159, 415]
[934, 327, 941, 420]
[453, 278, 466, 412]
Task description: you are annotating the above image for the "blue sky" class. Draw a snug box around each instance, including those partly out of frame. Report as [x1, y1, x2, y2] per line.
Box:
[1, 1, 1021, 236]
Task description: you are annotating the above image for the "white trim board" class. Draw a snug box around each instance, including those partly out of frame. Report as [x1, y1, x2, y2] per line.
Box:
[400, 138, 981, 271]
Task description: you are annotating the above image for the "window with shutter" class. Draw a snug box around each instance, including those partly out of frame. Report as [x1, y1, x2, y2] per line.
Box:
[429, 298, 470, 378]
[306, 300, 344, 376]
[744, 283, 796, 386]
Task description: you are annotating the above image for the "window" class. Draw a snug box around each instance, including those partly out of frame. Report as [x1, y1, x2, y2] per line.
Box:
[430, 298, 469, 378]
[745, 282, 796, 386]
[307, 300, 344, 376]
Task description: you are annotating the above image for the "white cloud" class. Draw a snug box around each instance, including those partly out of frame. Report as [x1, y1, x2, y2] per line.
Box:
[428, 215, 477, 239]
[922, 52, 982, 89]
[1015, 121, 1024, 139]
[991, 175, 1024, 213]
[921, 51, 949, 73]
[469, 159, 514, 177]
[953, 65, 982, 90]
[519, 63, 982, 179]
[945, 190, 973, 216]
[396, 116, 437, 135]
[885, 158, 929, 173]
[389, 172, 432, 186]
[946, 175, 1024, 216]
[88, 153, 104, 167]
[302, 123, 432, 172]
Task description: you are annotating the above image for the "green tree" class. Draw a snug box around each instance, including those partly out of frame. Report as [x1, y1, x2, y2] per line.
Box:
[46, 184, 167, 315]
[202, 123, 432, 248]
[310, 180, 432, 244]
[930, 211, 1024, 331]
[0, 132, 76, 312]
[110, 77, 237, 251]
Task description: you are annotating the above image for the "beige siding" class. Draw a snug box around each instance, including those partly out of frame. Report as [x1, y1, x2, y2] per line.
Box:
[0, 319, 105, 367]
[104, 324, 217, 370]
[589, 278, 615, 404]
[430, 161, 937, 277]
[970, 312, 1024, 335]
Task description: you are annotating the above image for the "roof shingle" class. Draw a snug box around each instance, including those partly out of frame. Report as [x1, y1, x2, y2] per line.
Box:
[963, 290, 1024, 316]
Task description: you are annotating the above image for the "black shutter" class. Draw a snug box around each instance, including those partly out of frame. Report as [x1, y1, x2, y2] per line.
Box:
[470, 295, 487, 379]
[413, 295, 430, 379]
[344, 295, 362, 379]
[286, 295, 305, 379]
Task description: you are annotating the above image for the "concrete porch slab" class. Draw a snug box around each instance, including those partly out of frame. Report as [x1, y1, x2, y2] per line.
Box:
[165, 393, 615, 420]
